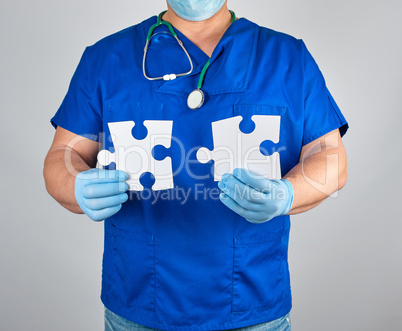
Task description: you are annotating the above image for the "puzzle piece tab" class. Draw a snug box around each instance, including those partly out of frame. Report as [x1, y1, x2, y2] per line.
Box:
[196, 115, 281, 181]
[97, 120, 173, 191]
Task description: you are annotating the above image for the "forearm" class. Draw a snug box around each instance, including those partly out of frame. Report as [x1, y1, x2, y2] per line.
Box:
[43, 147, 90, 213]
[284, 131, 347, 215]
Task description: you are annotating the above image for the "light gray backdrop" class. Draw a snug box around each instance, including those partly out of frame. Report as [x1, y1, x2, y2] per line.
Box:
[0, 0, 401, 330]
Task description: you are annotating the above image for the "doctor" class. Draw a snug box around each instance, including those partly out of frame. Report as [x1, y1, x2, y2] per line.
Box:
[44, 0, 348, 330]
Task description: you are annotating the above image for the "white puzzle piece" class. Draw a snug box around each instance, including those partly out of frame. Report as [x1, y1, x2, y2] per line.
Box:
[97, 120, 173, 191]
[196, 115, 282, 181]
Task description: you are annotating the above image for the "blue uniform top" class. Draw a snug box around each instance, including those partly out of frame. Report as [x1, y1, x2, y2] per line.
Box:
[51, 15, 348, 330]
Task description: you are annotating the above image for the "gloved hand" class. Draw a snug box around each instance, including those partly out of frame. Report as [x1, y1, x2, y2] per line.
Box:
[75, 169, 129, 221]
[218, 168, 294, 224]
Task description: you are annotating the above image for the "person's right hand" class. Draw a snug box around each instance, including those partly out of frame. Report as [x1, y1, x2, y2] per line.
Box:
[74, 169, 129, 221]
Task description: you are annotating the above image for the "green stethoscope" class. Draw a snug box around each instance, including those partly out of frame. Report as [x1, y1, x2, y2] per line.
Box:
[143, 10, 236, 110]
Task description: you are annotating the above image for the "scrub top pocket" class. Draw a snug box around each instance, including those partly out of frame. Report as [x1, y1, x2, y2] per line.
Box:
[109, 223, 156, 312]
[232, 230, 285, 313]
[234, 104, 286, 118]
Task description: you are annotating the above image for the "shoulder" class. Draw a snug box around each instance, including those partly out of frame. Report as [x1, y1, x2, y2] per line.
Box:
[242, 18, 304, 55]
[259, 23, 303, 52]
[83, 16, 155, 61]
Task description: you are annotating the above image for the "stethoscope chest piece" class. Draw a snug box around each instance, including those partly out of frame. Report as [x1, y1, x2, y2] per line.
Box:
[187, 89, 205, 110]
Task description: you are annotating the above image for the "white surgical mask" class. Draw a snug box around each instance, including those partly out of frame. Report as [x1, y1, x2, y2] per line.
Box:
[167, 0, 226, 21]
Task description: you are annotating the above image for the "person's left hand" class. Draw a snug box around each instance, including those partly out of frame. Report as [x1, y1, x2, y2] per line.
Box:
[218, 168, 294, 224]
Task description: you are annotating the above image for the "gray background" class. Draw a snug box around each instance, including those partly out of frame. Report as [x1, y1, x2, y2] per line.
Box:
[0, 0, 401, 330]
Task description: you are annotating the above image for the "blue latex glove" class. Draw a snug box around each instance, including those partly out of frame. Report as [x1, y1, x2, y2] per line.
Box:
[218, 168, 294, 224]
[75, 169, 129, 221]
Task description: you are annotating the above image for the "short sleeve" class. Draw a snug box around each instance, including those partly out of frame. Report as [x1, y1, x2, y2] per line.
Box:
[51, 47, 103, 141]
[302, 41, 348, 146]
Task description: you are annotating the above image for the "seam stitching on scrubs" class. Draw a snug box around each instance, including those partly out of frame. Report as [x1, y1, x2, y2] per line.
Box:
[83, 46, 104, 125]
[205, 87, 248, 96]
[235, 242, 281, 248]
[242, 23, 259, 91]
[153, 235, 156, 312]
[301, 40, 307, 146]
[153, 87, 249, 97]
[327, 94, 344, 123]
[231, 237, 236, 313]
[234, 231, 283, 247]
[302, 122, 346, 146]
[234, 104, 287, 116]
[232, 298, 287, 314]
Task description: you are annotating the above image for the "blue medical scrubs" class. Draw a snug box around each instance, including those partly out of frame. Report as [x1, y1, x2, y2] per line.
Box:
[51, 15, 348, 330]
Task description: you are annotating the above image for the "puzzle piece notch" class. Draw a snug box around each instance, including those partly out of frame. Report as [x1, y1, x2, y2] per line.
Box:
[196, 115, 282, 181]
[97, 120, 173, 191]
[238, 116, 256, 134]
[131, 121, 148, 140]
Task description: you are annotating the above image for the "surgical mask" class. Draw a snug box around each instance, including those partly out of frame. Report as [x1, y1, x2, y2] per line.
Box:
[167, 0, 226, 21]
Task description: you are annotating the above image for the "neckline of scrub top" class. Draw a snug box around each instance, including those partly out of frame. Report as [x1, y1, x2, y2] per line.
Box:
[144, 16, 259, 97]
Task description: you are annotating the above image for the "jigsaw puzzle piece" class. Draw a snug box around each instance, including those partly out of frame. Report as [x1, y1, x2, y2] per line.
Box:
[197, 116, 242, 179]
[196, 115, 282, 181]
[143, 120, 173, 191]
[98, 149, 116, 168]
[250, 115, 280, 144]
[97, 120, 173, 191]
[242, 115, 281, 179]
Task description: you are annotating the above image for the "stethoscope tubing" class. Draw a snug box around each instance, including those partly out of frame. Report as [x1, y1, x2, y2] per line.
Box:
[142, 10, 236, 108]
